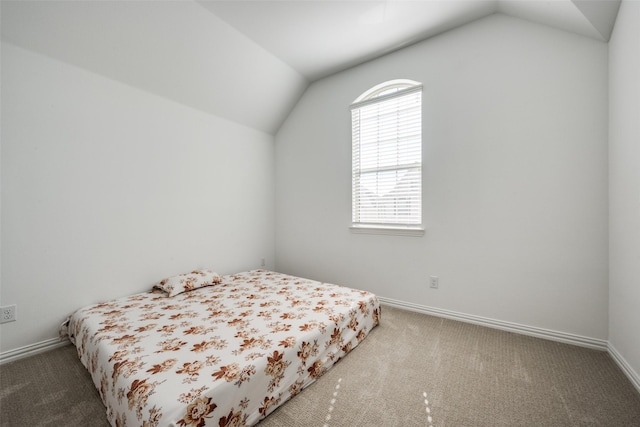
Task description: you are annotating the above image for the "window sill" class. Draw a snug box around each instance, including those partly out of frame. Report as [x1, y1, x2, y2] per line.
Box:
[349, 225, 425, 237]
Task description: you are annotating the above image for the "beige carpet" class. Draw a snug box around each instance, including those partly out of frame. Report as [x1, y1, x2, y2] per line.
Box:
[2, 306, 640, 426]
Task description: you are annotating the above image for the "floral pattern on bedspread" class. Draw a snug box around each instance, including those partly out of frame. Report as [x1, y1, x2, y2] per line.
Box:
[68, 270, 380, 427]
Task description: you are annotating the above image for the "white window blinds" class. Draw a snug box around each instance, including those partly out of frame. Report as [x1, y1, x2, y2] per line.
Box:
[351, 83, 422, 227]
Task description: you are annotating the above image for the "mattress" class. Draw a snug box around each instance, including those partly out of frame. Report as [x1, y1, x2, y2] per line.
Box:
[68, 269, 380, 426]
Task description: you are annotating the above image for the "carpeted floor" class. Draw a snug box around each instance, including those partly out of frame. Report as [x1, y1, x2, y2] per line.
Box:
[2, 306, 640, 426]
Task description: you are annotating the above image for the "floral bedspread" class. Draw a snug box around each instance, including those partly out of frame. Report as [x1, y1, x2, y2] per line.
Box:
[68, 270, 380, 427]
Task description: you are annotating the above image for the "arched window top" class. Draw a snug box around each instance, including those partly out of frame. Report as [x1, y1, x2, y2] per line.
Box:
[353, 79, 422, 105]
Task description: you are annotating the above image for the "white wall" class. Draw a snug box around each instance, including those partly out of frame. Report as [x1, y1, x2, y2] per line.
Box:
[608, 0, 640, 383]
[0, 42, 275, 353]
[275, 14, 609, 340]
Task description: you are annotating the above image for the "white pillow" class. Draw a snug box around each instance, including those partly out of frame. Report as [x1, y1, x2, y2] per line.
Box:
[154, 269, 222, 297]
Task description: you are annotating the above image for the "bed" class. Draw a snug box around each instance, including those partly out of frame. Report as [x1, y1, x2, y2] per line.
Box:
[67, 269, 380, 426]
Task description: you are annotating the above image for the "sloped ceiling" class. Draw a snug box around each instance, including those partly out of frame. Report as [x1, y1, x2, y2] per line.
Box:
[203, 0, 621, 82]
[1, 0, 308, 135]
[199, 0, 498, 82]
[1, 0, 620, 135]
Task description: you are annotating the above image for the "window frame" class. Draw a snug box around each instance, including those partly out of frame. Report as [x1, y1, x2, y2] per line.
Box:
[350, 80, 425, 237]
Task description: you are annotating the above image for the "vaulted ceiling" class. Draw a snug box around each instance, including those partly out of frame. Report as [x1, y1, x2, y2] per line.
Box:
[201, 0, 621, 82]
[1, 1, 621, 134]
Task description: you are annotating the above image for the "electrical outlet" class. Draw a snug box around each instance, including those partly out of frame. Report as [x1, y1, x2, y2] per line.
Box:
[429, 276, 439, 289]
[260, 258, 266, 268]
[0, 305, 17, 324]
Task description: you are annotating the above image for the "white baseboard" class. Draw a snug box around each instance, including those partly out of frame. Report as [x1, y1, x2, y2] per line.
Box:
[379, 297, 609, 351]
[607, 343, 640, 394]
[0, 337, 70, 365]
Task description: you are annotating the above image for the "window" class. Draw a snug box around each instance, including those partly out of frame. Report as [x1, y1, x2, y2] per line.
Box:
[351, 80, 423, 236]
